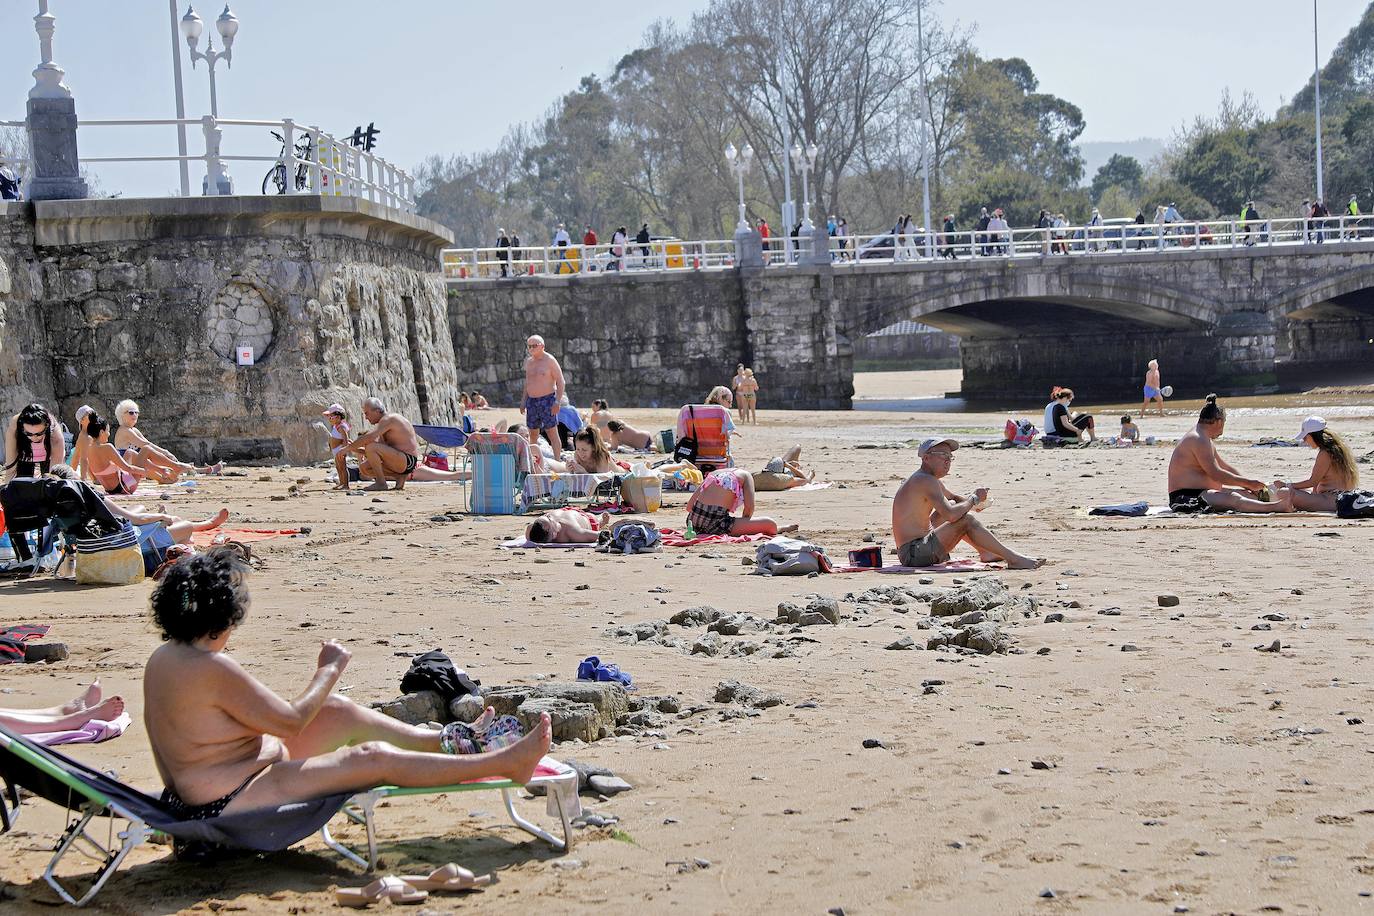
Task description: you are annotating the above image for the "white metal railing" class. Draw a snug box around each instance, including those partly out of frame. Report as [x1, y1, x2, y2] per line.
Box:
[0, 116, 415, 212]
[440, 214, 1374, 280]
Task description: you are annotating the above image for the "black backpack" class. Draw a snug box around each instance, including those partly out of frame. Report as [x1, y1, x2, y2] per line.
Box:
[672, 407, 699, 464]
[1336, 490, 1374, 519]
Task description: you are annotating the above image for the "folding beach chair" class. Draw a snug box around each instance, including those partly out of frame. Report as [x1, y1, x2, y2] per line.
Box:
[521, 471, 618, 513]
[0, 722, 577, 906]
[461, 432, 534, 514]
[674, 404, 734, 472]
[414, 418, 474, 471]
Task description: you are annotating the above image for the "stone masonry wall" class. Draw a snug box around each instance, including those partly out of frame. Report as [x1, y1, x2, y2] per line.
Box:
[2, 197, 455, 465]
[0, 205, 56, 417]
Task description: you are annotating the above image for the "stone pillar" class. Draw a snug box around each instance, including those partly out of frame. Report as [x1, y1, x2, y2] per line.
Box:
[26, 97, 86, 201]
[800, 225, 831, 266]
[737, 266, 852, 408]
[1212, 311, 1278, 390]
[733, 226, 764, 269]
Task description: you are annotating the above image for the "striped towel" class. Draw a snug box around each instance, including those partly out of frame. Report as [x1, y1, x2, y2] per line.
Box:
[471, 453, 519, 514]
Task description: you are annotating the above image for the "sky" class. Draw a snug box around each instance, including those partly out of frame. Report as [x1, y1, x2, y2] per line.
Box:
[0, 1, 1366, 197]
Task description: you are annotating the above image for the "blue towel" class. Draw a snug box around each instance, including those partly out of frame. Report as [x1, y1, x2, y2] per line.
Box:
[471, 453, 518, 514]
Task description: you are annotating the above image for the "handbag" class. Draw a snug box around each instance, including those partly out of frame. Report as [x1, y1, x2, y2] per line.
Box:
[673, 408, 699, 463]
[1336, 490, 1374, 519]
[74, 522, 145, 585]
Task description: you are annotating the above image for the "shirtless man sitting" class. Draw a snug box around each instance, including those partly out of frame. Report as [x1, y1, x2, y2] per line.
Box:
[1166, 394, 1293, 513]
[142, 549, 550, 824]
[606, 419, 653, 451]
[891, 438, 1043, 569]
[525, 508, 653, 544]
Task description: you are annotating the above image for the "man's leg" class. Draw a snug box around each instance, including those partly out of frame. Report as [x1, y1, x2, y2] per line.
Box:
[932, 515, 1042, 569]
[222, 713, 553, 815]
[540, 426, 560, 453]
[361, 442, 411, 492]
[1202, 489, 1294, 513]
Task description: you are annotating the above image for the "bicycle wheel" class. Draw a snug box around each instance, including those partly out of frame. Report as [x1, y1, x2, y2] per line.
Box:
[261, 164, 284, 196]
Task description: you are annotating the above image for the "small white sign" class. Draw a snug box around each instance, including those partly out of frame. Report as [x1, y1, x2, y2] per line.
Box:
[236, 345, 255, 366]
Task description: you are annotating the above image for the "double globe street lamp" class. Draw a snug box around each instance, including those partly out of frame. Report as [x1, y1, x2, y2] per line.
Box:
[180, 4, 239, 194]
[724, 142, 754, 233]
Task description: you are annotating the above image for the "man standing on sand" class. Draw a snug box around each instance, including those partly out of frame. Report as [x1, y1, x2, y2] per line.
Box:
[1166, 394, 1293, 514]
[891, 438, 1043, 569]
[1142, 358, 1165, 415]
[522, 336, 566, 453]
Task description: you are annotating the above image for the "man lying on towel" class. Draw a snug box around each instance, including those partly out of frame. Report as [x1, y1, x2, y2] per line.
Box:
[1166, 394, 1292, 514]
[891, 438, 1043, 569]
[143, 549, 550, 822]
[526, 508, 655, 544]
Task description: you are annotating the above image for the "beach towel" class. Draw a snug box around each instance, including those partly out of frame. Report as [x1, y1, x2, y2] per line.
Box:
[0, 624, 51, 664]
[500, 538, 597, 549]
[29, 711, 131, 747]
[190, 527, 300, 549]
[657, 527, 770, 547]
[833, 558, 1001, 573]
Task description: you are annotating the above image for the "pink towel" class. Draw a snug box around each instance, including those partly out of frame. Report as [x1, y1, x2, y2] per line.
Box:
[657, 528, 770, 547]
[30, 711, 132, 747]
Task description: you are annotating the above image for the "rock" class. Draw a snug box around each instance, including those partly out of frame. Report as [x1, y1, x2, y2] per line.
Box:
[707, 613, 765, 636]
[1258, 639, 1283, 653]
[1036, 647, 1051, 655]
[671, 606, 724, 627]
[797, 612, 835, 627]
[952, 610, 986, 626]
[806, 597, 841, 624]
[373, 690, 448, 726]
[560, 758, 613, 790]
[862, 738, 886, 749]
[1121, 643, 1140, 652]
[482, 682, 630, 742]
[930, 577, 1010, 617]
[691, 633, 724, 656]
[714, 680, 784, 709]
[1261, 613, 1287, 621]
[1097, 607, 1122, 616]
[1030, 760, 1055, 770]
[1252, 623, 1272, 631]
[552, 859, 585, 870]
[1043, 612, 1065, 624]
[960, 621, 1012, 655]
[1157, 594, 1181, 607]
[885, 636, 918, 650]
[449, 694, 485, 723]
[589, 775, 632, 796]
[1039, 888, 1057, 899]
[23, 643, 69, 663]
[515, 697, 600, 742]
[656, 695, 681, 714]
[997, 768, 1012, 775]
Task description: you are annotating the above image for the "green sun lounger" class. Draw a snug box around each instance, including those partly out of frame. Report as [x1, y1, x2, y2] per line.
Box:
[0, 723, 576, 906]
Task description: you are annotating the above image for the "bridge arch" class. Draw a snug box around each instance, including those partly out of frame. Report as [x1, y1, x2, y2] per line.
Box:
[1271, 265, 1374, 320]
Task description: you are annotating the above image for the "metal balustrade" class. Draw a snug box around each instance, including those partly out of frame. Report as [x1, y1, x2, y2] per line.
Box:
[0, 116, 415, 212]
[441, 214, 1374, 281]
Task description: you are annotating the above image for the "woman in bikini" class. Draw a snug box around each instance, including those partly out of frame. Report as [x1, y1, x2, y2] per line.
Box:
[2, 403, 64, 484]
[683, 467, 797, 538]
[586, 399, 613, 431]
[737, 369, 760, 425]
[113, 399, 221, 483]
[84, 415, 148, 495]
[1274, 417, 1359, 512]
[567, 426, 620, 474]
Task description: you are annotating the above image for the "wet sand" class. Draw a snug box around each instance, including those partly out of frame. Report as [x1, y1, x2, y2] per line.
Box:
[2, 373, 1373, 914]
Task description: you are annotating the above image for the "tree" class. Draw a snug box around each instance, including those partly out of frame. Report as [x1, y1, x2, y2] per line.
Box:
[1091, 155, 1142, 202]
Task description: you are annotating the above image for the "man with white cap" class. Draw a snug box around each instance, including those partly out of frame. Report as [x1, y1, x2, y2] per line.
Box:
[891, 437, 1044, 569]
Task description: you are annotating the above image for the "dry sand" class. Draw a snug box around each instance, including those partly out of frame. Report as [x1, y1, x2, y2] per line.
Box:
[3, 371, 1374, 914]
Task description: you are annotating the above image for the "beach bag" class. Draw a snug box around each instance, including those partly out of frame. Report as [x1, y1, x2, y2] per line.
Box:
[1336, 490, 1374, 519]
[848, 546, 883, 568]
[423, 449, 450, 471]
[620, 467, 661, 513]
[74, 522, 145, 585]
[655, 428, 675, 454]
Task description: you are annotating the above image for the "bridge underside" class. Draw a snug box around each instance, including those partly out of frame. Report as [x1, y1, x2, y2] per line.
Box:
[1277, 288, 1374, 387]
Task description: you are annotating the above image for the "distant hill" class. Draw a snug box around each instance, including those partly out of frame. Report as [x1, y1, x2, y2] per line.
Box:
[1077, 138, 1165, 185]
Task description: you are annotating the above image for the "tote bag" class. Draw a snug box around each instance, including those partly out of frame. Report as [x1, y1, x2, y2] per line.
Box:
[74, 522, 145, 585]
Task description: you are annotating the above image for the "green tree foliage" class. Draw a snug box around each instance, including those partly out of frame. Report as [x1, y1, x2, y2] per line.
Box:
[1172, 128, 1273, 215]
[1090, 155, 1142, 202]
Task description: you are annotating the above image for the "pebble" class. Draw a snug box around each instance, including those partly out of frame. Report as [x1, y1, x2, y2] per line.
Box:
[653, 742, 671, 749]
[1348, 717, 1364, 725]
[1039, 887, 1057, 899]
[552, 859, 585, 870]
[575, 584, 590, 591]
[1036, 647, 1051, 655]
[1222, 641, 1233, 647]
[885, 636, 918, 651]
[1043, 612, 1065, 624]
[1174, 906, 1190, 913]
[1097, 607, 1122, 616]
[1252, 623, 1272, 631]
[1157, 594, 1180, 607]
[948, 840, 965, 849]
[1257, 639, 1283, 653]
[862, 738, 886, 749]
[663, 817, 679, 824]
[1261, 613, 1287, 621]
[997, 768, 1012, 775]
[828, 909, 846, 916]
[1121, 644, 1140, 652]
[921, 679, 945, 687]
[1030, 760, 1055, 770]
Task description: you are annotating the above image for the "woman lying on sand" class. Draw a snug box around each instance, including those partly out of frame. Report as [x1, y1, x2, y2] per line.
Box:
[0, 681, 125, 736]
[1274, 417, 1359, 512]
[752, 445, 815, 491]
[142, 549, 550, 822]
[684, 467, 797, 537]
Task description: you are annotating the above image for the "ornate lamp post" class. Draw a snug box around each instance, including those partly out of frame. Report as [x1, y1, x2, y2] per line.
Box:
[724, 142, 754, 232]
[790, 141, 818, 233]
[181, 5, 239, 195]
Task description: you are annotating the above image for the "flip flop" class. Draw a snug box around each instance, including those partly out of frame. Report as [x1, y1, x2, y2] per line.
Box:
[398, 863, 494, 893]
[476, 714, 524, 751]
[576, 656, 601, 681]
[335, 875, 428, 908]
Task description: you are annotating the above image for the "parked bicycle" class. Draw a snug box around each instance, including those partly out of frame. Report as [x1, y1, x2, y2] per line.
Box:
[261, 129, 312, 195]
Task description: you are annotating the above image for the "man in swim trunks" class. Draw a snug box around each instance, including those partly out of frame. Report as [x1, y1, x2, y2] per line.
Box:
[522, 335, 566, 454]
[525, 508, 655, 544]
[1142, 359, 1165, 416]
[350, 397, 421, 492]
[1166, 394, 1293, 514]
[143, 549, 550, 825]
[891, 438, 1043, 569]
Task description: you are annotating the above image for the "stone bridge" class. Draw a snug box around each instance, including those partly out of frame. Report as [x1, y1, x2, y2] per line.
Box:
[448, 242, 1374, 407]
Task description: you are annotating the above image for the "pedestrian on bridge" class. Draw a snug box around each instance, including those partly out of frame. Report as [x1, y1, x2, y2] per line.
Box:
[940, 214, 958, 260]
[552, 223, 572, 274]
[975, 207, 990, 256]
[496, 229, 511, 278]
[636, 223, 651, 263]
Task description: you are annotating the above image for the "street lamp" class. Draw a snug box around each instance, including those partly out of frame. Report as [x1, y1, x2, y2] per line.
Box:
[790, 141, 818, 233]
[725, 142, 754, 233]
[181, 4, 237, 118]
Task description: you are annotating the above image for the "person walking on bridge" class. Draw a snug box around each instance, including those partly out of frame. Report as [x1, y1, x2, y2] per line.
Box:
[940, 214, 958, 260]
[975, 207, 990, 256]
[496, 229, 511, 278]
[1347, 195, 1362, 239]
[552, 223, 571, 274]
[636, 222, 651, 264]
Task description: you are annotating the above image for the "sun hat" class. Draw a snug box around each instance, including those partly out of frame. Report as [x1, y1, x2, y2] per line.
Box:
[1297, 416, 1326, 440]
[917, 437, 960, 457]
[322, 403, 346, 417]
[75, 404, 94, 421]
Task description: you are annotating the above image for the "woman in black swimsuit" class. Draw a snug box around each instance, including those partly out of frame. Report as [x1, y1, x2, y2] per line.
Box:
[1047, 387, 1096, 442]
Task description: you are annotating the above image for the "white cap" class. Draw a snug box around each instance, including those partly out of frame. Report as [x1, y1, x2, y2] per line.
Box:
[917, 437, 959, 457]
[1297, 416, 1326, 440]
[75, 404, 94, 421]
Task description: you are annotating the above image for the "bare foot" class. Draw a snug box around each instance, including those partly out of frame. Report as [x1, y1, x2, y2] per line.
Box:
[331, 483, 349, 491]
[205, 508, 229, 530]
[977, 552, 1000, 563]
[492, 713, 552, 784]
[88, 696, 125, 721]
[59, 681, 102, 715]
[778, 523, 800, 534]
[1006, 555, 1045, 570]
[363, 481, 390, 492]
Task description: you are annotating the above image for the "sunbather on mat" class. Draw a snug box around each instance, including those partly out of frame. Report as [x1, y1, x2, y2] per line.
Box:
[1166, 395, 1293, 514]
[752, 444, 815, 491]
[683, 467, 796, 537]
[142, 549, 551, 820]
[0, 680, 125, 735]
[526, 508, 655, 544]
[1272, 416, 1359, 513]
[892, 438, 1043, 570]
[606, 419, 653, 451]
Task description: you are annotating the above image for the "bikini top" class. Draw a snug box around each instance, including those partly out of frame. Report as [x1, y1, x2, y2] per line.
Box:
[703, 469, 744, 512]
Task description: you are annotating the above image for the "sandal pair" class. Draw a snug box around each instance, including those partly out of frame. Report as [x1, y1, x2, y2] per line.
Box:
[336, 865, 492, 907]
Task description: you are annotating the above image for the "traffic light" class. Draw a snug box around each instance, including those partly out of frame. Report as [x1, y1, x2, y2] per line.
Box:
[363, 123, 380, 152]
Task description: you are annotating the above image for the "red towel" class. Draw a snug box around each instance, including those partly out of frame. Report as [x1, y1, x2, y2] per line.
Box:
[657, 527, 769, 547]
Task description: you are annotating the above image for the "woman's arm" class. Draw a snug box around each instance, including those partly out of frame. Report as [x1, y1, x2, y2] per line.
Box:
[214, 642, 348, 738]
[1282, 452, 1328, 491]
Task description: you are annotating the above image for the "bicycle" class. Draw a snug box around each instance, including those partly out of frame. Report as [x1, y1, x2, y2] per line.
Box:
[261, 130, 313, 195]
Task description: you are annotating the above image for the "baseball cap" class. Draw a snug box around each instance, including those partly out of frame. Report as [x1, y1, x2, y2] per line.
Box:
[1297, 416, 1326, 440]
[917, 437, 959, 456]
[322, 403, 345, 417]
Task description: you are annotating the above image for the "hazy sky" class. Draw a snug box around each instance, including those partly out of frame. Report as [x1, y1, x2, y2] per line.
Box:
[0, 1, 1364, 197]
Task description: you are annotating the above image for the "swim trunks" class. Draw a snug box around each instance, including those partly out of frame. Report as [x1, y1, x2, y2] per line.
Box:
[687, 502, 734, 536]
[898, 531, 951, 567]
[1143, 385, 1161, 399]
[1167, 488, 1229, 514]
[161, 768, 263, 821]
[526, 392, 558, 431]
[401, 452, 418, 478]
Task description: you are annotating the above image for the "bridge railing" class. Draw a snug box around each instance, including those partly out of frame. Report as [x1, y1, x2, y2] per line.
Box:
[0, 116, 416, 212]
[440, 215, 1374, 280]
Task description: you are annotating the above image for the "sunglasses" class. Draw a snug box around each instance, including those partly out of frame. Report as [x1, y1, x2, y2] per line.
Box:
[23, 430, 47, 440]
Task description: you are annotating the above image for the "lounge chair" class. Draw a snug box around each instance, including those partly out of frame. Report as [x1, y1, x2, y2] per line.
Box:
[414, 418, 474, 471]
[0, 722, 577, 906]
[674, 404, 734, 472]
[462, 432, 534, 514]
[522, 471, 618, 513]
